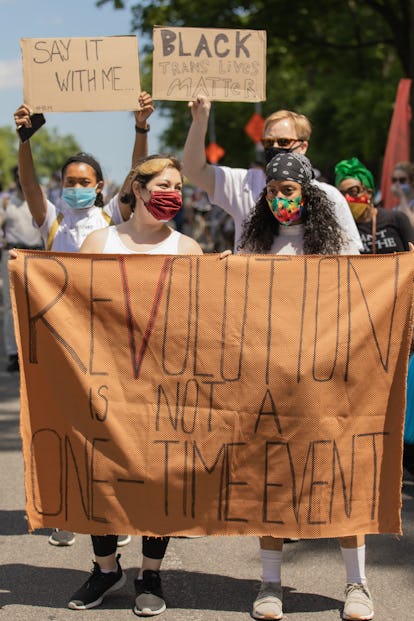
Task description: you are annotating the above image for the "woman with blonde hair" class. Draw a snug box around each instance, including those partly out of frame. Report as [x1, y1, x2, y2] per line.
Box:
[68, 154, 202, 617]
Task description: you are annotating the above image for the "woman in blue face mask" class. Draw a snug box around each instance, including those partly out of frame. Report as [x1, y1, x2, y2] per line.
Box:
[13, 93, 154, 253]
[391, 161, 414, 228]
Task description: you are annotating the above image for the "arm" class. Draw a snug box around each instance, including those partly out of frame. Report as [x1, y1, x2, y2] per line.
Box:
[15, 104, 48, 227]
[182, 96, 216, 198]
[395, 211, 414, 250]
[79, 228, 109, 253]
[177, 234, 204, 255]
[117, 91, 154, 221]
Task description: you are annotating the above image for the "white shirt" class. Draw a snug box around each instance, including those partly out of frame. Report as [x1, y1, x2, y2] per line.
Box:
[38, 195, 123, 252]
[102, 226, 182, 254]
[210, 166, 362, 254]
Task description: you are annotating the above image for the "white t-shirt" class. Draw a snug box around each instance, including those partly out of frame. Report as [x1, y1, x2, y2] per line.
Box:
[38, 195, 123, 252]
[210, 166, 362, 254]
[2, 196, 43, 248]
[102, 226, 181, 254]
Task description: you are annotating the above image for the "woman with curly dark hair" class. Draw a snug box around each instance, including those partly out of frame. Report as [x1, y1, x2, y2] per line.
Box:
[238, 151, 345, 255]
[239, 153, 374, 621]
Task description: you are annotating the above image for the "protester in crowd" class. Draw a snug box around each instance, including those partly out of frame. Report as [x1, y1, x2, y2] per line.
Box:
[404, 338, 414, 479]
[335, 157, 414, 254]
[390, 161, 414, 227]
[0, 166, 43, 372]
[182, 96, 362, 255]
[335, 159, 414, 493]
[234, 151, 373, 621]
[13, 91, 154, 252]
[66, 154, 203, 616]
[13, 91, 154, 548]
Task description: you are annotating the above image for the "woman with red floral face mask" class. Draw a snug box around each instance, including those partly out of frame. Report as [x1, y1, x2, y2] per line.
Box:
[335, 157, 414, 254]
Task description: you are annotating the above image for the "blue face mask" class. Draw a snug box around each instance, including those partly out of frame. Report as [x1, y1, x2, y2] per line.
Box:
[62, 187, 97, 210]
[399, 182, 411, 196]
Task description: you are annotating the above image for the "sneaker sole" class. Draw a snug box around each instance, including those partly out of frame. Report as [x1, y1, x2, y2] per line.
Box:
[117, 535, 132, 547]
[67, 572, 127, 610]
[48, 535, 76, 546]
[342, 614, 374, 620]
[252, 613, 283, 620]
[133, 601, 167, 617]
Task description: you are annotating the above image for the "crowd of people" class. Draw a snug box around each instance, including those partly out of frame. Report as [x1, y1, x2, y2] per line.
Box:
[1, 90, 414, 621]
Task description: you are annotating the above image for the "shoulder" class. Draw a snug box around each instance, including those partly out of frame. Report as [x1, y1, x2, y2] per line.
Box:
[80, 227, 110, 253]
[177, 232, 203, 255]
[312, 179, 345, 204]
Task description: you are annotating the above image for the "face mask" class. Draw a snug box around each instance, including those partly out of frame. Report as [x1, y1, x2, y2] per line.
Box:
[268, 195, 304, 225]
[62, 187, 97, 210]
[345, 192, 370, 221]
[145, 190, 182, 221]
[399, 182, 411, 196]
[264, 146, 293, 164]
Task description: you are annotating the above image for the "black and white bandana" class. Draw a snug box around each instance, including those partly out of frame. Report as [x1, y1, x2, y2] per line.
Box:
[265, 152, 314, 185]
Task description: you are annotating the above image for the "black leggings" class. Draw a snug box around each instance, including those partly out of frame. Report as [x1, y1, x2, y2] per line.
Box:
[92, 535, 170, 559]
[404, 443, 414, 476]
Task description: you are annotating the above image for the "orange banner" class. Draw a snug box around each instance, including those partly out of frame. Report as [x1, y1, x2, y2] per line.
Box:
[9, 252, 414, 538]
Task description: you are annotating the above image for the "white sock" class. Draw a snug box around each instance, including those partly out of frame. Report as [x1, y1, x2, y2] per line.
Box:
[340, 545, 366, 584]
[100, 566, 118, 574]
[260, 548, 283, 583]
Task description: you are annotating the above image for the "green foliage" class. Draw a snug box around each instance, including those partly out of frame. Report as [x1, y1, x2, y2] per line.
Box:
[0, 127, 18, 188]
[96, 0, 413, 173]
[0, 125, 81, 189]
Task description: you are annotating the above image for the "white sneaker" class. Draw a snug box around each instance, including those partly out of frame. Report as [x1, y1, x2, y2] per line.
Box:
[252, 581, 283, 620]
[343, 583, 374, 620]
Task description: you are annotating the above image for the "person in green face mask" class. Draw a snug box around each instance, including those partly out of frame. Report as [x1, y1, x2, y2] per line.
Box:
[335, 157, 414, 254]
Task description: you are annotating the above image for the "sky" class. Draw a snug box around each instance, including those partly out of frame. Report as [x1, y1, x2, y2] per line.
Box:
[0, 0, 167, 185]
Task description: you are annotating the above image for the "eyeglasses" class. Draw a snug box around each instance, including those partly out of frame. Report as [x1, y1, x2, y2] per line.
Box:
[391, 176, 408, 183]
[261, 137, 303, 149]
[339, 185, 364, 198]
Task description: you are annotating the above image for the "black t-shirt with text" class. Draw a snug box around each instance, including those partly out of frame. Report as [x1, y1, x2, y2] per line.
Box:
[356, 208, 414, 254]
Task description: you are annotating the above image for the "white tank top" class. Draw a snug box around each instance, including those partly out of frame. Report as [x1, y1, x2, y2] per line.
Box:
[102, 226, 181, 254]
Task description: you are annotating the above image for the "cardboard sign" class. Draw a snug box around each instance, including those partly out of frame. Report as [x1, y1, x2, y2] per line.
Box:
[152, 27, 266, 102]
[20, 36, 141, 112]
[9, 252, 414, 537]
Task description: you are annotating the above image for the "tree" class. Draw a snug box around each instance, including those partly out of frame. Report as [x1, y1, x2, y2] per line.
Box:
[0, 125, 81, 189]
[97, 0, 412, 182]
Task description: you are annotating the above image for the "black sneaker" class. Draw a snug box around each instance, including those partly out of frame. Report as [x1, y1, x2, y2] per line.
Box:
[134, 570, 166, 616]
[68, 554, 126, 610]
[6, 354, 19, 373]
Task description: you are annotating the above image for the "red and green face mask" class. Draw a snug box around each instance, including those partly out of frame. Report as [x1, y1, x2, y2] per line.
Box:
[267, 195, 304, 225]
[345, 192, 370, 220]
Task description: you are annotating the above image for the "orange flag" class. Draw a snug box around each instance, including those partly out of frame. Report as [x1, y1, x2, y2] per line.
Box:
[380, 79, 412, 209]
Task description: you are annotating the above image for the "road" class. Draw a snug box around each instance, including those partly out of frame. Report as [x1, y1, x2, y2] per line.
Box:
[0, 272, 413, 620]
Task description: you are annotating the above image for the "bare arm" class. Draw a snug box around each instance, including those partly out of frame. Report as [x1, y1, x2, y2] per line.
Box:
[79, 228, 109, 253]
[15, 104, 48, 227]
[177, 234, 204, 255]
[182, 96, 216, 199]
[117, 92, 154, 221]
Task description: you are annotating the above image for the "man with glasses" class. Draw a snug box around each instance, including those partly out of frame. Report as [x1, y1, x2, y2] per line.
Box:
[182, 98, 370, 620]
[183, 96, 362, 254]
